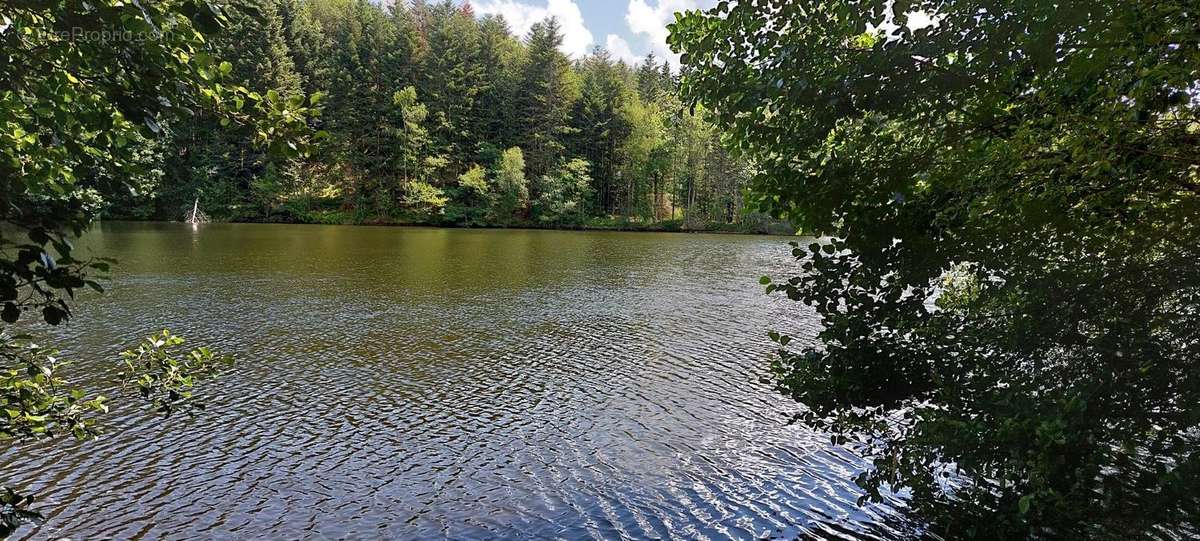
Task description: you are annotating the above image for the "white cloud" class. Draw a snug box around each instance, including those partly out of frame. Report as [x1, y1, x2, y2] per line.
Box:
[605, 34, 639, 65]
[625, 0, 704, 68]
[473, 0, 594, 58]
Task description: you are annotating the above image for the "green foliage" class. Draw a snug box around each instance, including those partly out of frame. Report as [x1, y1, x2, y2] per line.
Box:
[419, 2, 484, 168]
[491, 146, 528, 223]
[619, 98, 666, 218]
[2, 0, 309, 533]
[474, 14, 522, 150]
[1, 334, 107, 442]
[403, 181, 449, 217]
[1, 0, 320, 308]
[62, 0, 759, 232]
[517, 17, 581, 182]
[251, 163, 286, 220]
[672, 0, 1200, 537]
[1, 330, 228, 536]
[1, 0, 319, 291]
[635, 52, 674, 103]
[534, 158, 593, 225]
[1, 0, 318, 313]
[391, 85, 433, 192]
[284, 205, 354, 225]
[118, 330, 233, 417]
[458, 164, 490, 198]
[0, 333, 105, 536]
[571, 49, 636, 214]
[0, 226, 112, 327]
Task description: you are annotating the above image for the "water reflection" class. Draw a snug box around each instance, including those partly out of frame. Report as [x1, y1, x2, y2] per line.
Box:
[2, 222, 910, 539]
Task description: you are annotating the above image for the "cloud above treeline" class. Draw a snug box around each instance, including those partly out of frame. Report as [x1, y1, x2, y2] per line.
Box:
[469, 0, 715, 69]
[625, 0, 705, 68]
[472, 0, 594, 58]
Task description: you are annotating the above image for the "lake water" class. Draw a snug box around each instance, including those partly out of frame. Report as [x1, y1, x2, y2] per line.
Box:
[3, 222, 910, 540]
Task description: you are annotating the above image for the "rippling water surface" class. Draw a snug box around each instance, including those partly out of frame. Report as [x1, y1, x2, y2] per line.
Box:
[3, 222, 911, 540]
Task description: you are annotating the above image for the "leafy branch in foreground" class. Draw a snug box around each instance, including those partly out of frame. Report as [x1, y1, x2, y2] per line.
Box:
[0, 335, 108, 442]
[2, 0, 323, 332]
[119, 330, 233, 417]
[2, 0, 315, 536]
[0, 227, 115, 328]
[1, 330, 230, 536]
[672, 0, 1200, 538]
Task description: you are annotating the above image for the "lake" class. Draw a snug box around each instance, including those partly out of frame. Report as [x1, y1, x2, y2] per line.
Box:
[3, 222, 910, 540]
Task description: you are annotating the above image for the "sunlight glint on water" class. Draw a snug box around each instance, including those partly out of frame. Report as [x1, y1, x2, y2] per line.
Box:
[2, 222, 911, 540]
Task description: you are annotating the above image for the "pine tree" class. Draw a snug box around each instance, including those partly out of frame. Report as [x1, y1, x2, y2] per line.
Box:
[156, 0, 306, 220]
[516, 17, 580, 191]
[636, 53, 663, 102]
[289, 0, 415, 214]
[571, 48, 636, 214]
[203, 0, 304, 95]
[474, 15, 521, 155]
[419, 2, 483, 177]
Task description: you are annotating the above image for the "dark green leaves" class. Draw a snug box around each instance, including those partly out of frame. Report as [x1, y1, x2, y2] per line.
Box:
[40, 306, 64, 326]
[0, 304, 18, 324]
[672, 0, 1200, 536]
[189, 0, 226, 33]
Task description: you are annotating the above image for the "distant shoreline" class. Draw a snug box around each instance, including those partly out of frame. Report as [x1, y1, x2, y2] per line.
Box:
[102, 217, 801, 237]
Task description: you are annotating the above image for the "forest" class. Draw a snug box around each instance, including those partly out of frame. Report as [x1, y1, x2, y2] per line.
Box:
[4, 0, 1197, 538]
[105, 0, 777, 233]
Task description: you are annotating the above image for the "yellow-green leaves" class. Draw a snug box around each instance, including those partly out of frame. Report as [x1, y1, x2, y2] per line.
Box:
[0, 334, 107, 443]
[118, 330, 233, 417]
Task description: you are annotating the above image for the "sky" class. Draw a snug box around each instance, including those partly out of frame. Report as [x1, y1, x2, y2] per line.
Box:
[465, 0, 720, 68]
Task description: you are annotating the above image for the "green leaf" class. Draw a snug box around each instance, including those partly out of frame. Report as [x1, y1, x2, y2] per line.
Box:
[1018, 495, 1033, 515]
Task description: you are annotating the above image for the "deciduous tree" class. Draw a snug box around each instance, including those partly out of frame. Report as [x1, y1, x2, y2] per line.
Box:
[671, 0, 1200, 537]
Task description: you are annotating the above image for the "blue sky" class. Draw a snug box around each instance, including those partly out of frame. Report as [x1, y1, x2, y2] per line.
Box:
[464, 0, 719, 67]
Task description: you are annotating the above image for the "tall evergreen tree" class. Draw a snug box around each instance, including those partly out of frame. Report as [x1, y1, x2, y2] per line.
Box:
[419, 2, 483, 176]
[474, 15, 521, 156]
[572, 48, 636, 214]
[289, 0, 412, 212]
[516, 17, 580, 190]
[635, 53, 667, 103]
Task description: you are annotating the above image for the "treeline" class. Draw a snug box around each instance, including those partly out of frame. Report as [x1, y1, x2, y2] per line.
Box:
[109, 0, 779, 232]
